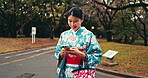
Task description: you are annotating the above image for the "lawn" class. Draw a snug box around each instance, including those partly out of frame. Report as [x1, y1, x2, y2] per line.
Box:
[98, 41, 148, 77]
[0, 38, 147, 77]
[0, 38, 58, 53]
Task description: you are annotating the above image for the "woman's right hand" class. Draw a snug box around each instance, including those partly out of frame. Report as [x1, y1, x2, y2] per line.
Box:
[59, 48, 68, 57]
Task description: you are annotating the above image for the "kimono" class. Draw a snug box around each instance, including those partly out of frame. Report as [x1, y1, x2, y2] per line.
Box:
[55, 27, 102, 78]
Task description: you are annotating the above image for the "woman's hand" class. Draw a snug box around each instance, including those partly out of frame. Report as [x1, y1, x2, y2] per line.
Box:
[60, 47, 86, 60]
[69, 47, 86, 60]
[59, 48, 68, 58]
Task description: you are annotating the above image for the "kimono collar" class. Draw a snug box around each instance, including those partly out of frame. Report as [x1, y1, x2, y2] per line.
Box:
[71, 27, 86, 35]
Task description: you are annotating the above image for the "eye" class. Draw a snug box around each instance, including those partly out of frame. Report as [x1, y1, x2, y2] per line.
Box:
[74, 20, 78, 23]
[68, 20, 72, 22]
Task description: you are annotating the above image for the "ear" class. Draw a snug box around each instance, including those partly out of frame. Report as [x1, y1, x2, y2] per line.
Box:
[81, 18, 84, 22]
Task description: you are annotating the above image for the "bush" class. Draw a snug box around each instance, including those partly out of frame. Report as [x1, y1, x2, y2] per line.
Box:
[17, 35, 26, 38]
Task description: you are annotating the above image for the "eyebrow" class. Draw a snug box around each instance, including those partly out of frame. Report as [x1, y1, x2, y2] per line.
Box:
[68, 18, 79, 20]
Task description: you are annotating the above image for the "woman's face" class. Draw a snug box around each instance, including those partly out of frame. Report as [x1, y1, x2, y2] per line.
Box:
[68, 15, 83, 32]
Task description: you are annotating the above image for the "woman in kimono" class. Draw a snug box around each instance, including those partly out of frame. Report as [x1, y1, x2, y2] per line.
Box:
[55, 7, 102, 78]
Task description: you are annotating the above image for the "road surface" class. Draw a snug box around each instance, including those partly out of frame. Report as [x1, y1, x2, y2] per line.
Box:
[0, 46, 123, 78]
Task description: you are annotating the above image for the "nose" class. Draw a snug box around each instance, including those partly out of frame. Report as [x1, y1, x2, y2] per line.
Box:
[71, 22, 76, 26]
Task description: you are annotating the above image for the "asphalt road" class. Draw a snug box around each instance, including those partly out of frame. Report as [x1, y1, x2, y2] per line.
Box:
[0, 47, 123, 78]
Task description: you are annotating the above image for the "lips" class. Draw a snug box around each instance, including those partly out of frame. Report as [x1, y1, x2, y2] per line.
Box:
[73, 26, 77, 29]
[70, 25, 77, 29]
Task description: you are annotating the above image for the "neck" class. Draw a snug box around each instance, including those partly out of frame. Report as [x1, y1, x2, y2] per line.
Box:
[74, 26, 81, 32]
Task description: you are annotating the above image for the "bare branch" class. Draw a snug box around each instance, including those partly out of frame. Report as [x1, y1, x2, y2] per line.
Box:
[94, 0, 148, 10]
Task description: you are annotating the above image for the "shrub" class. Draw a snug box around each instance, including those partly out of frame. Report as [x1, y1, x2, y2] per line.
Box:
[17, 35, 26, 38]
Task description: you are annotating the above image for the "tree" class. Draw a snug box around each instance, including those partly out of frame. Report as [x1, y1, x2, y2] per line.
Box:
[113, 9, 137, 44]
[0, 0, 68, 38]
[0, 0, 42, 37]
[91, 0, 119, 41]
[46, 0, 69, 39]
[131, 6, 148, 46]
[93, 0, 147, 45]
[94, 0, 148, 10]
[16, 0, 40, 35]
[0, 0, 17, 37]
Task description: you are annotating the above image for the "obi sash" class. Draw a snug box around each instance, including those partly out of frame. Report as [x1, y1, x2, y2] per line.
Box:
[65, 49, 85, 65]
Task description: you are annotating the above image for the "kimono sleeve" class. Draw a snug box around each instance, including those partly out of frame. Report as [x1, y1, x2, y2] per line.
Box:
[54, 34, 63, 60]
[86, 33, 102, 68]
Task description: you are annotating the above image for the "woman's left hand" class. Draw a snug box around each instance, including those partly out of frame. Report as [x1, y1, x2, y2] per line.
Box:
[67, 47, 86, 59]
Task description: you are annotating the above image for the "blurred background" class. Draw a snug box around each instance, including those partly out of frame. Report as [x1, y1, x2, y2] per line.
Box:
[0, 0, 147, 46]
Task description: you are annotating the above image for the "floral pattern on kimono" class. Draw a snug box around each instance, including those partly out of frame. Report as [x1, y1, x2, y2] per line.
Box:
[55, 27, 102, 78]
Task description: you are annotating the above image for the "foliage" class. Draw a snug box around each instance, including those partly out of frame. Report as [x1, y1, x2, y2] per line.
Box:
[0, 0, 147, 46]
[46, 0, 69, 39]
[0, 0, 69, 38]
[17, 35, 25, 38]
[112, 9, 138, 44]
[131, 6, 148, 46]
[91, 0, 147, 46]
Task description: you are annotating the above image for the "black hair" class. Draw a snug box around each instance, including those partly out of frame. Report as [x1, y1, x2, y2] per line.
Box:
[67, 7, 83, 19]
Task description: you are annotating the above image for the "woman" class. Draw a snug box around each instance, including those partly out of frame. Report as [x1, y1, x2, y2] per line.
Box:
[55, 7, 102, 78]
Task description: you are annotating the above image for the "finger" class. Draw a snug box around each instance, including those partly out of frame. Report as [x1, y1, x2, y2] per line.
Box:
[61, 48, 66, 51]
[64, 51, 68, 54]
[70, 47, 76, 49]
[63, 51, 67, 55]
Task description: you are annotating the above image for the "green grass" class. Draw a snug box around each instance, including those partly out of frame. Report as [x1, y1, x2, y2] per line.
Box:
[133, 40, 145, 45]
[99, 42, 148, 77]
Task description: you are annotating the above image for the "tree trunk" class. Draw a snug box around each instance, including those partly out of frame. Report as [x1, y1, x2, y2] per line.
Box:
[11, 28, 17, 38]
[11, 15, 17, 38]
[144, 37, 147, 46]
[50, 26, 54, 39]
[106, 31, 112, 41]
[11, 0, 17, 38]
[50, 32, 54, 39]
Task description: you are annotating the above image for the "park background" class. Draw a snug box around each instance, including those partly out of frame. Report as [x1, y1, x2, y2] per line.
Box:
[0, 0, 147, 77]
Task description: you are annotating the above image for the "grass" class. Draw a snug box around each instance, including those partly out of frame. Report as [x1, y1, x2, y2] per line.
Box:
[99, 42, 148, 77]
[0, 38, 58, 53]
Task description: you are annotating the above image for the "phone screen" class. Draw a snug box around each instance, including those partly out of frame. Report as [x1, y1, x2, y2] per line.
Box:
[62, 45, 70, 49]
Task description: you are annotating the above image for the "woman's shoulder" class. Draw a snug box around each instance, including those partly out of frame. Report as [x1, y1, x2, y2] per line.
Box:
[81, 27, 94, 35]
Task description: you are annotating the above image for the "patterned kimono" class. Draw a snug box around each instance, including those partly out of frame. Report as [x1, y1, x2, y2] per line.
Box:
[55, 27, 102, 78]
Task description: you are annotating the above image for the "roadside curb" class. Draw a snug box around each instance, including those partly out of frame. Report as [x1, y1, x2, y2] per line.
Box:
[0, 45, 56, 55]
[96, 67, 146, 78]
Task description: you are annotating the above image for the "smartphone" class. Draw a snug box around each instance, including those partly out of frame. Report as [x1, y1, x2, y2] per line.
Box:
[62, 45, 70, 49]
